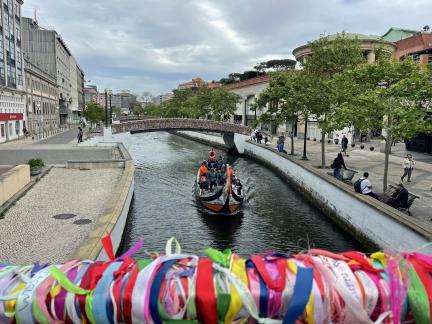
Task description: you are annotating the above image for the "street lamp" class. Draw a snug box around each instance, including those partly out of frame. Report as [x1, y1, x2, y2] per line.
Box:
[104, 89, 108, 128]
[36, 102, 42, 140]
[108, 89, 113, 125]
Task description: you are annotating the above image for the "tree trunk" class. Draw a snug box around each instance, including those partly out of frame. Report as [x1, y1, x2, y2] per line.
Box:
[321, 132, 326, 169]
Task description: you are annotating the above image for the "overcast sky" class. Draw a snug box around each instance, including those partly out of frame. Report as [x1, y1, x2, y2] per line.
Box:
[23, 0, 432, 96]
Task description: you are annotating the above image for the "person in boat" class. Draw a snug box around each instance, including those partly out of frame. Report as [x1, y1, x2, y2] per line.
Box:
[233, 177, 243, 196]
[208, 148, 216, 167]
[199, 161, 209, 177]
[216, 156, 224, 170]
[208, 168, 218, 192]
[227, 166, 235, 181]
[217, 169, 226, 186]
[199, 175, 208, 195]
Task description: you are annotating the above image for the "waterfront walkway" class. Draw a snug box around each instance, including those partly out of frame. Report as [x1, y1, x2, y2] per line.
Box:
[275, 138, 432, 223]
[0, 128, 116, 165]
[0, 167, 122, 264]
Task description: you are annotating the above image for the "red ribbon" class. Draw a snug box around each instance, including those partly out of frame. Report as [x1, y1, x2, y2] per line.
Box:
[123, 265, 139, 324]
[251, 256, 286, 292]
[196, 258, 218, 324]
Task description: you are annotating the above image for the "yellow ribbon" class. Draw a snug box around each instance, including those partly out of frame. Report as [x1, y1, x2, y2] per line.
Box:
[224, 257, 248, 323]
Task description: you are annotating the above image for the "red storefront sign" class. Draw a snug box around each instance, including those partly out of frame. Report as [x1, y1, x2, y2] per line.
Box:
[0, 113, 23, 121]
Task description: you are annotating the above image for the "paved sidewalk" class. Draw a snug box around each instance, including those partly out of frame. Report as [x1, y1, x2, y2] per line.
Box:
[0, 167, 122, 264]
[270, 138, 432, 223]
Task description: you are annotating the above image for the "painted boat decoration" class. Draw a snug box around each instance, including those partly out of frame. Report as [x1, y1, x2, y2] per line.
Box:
[196, 163, 244, 214]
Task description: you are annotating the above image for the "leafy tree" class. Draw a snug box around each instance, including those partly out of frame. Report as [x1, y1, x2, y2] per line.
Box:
[132, 106, 145, 116]
[208, 87, 240, 121]
[302, 32, 366, 168]
[254, 59, 297, 72]
[139, 91, 154, 105]
[110, 106, 122, 117]
[144, 103, 164, 117]
[83, 102, 105, 128]
[334, 57, 432, 190]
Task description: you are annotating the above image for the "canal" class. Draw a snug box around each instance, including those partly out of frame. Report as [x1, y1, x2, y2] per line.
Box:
[120, 132, 361, 257]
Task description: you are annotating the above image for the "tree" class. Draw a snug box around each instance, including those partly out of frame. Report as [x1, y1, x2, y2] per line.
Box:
[111, 106, 121, 117]
[144, 103, 164, 117]
[334, 57, 432, 190]
[83, 102, 105, 128]
[139, 91, 154, 105]
[208, 88, 240, 121]
[254, 59, 297, 72]
[255, 71, 325, 156]
[302, 32, 366, 168]
[132, 106, 145, 116]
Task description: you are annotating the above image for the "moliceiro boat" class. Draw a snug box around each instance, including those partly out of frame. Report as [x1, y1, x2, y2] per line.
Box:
[196, 154, 244, 214]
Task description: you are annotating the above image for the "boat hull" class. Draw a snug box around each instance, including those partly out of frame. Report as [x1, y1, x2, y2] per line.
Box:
[195, 165, 243, 215]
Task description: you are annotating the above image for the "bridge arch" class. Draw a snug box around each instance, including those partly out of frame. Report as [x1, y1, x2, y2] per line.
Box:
[111, 118, 255, 153]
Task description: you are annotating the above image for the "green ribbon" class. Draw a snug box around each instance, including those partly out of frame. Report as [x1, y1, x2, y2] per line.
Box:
[205, 248, 232, 268]
[406, 263, 430, 324]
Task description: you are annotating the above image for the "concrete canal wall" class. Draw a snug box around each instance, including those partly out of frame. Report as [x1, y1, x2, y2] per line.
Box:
[175, 131, 432, 253]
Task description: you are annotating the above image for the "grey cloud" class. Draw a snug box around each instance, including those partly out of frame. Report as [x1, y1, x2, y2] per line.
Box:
[23, 0, 432, 95]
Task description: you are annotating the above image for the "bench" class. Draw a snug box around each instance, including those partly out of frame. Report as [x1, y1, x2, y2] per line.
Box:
[383, 185, 420, 216]
[327, 168, 358, 185]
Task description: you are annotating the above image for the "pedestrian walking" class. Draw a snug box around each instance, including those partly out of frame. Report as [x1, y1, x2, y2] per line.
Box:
[331, 153, 347, 180]
[256, 131, 263, 144]
[401, 154, 415, 182]
[77, 127, 83, 143]
[341, 135, 349, 156]
[250, 130, 256, 142]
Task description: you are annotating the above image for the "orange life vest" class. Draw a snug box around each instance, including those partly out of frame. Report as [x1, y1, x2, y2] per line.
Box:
[199, 165, 208, 175]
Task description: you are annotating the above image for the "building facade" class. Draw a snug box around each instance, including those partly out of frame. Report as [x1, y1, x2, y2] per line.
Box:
[22, 17, 73, 125]
[24, 59, 59, 139]
[84, 85, 98, 105]
[0, 0, 27, 143]
[76, 64, 84, 116]
[153, 92, 174, 105]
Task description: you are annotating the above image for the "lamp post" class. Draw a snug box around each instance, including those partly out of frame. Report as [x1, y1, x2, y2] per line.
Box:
[104, 89, 108, 128]
[378, 81, 391, 191]
[108, 90, 112, 125]
[36, 102, 42, 140]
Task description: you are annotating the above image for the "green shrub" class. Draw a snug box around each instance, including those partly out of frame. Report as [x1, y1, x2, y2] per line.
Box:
[27, 159, 44, 169]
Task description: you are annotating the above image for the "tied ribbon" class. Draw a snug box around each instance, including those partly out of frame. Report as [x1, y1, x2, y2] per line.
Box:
[196, 258, 218, 324]
[251, 256, 286, 292]
[283, 266, 314, 324]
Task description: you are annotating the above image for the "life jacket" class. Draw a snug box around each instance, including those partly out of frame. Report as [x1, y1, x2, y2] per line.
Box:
[199, 165, 208, 175]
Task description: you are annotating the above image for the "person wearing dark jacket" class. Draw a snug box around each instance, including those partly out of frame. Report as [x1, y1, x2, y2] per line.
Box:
[387, 183, 409, 209]
[208, 168, 218, 192]
[341, 135, 349, 156]
[332, 153, 347, 179]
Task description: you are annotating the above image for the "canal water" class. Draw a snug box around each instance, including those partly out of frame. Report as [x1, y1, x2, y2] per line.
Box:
[120, 132, 361, 257]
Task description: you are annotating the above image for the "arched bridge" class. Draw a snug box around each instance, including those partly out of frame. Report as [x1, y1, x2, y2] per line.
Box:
[112, 118, 253, 135]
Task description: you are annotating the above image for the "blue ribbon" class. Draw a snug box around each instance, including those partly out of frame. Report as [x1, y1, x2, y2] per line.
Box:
[149, 259, 178, 324]
[92, 262, 122, 324]
[258, 272, 268, 318]
[282, 267, 313, 324]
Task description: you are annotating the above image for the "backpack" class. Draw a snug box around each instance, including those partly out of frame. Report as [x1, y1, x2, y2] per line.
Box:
[353, 178, 364, 193]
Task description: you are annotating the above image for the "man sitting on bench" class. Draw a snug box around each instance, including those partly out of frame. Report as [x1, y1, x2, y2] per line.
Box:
[387, 183, 408, 210]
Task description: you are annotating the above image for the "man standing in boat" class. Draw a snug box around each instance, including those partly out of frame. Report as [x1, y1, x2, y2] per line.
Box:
[208, 148, 217, 168]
